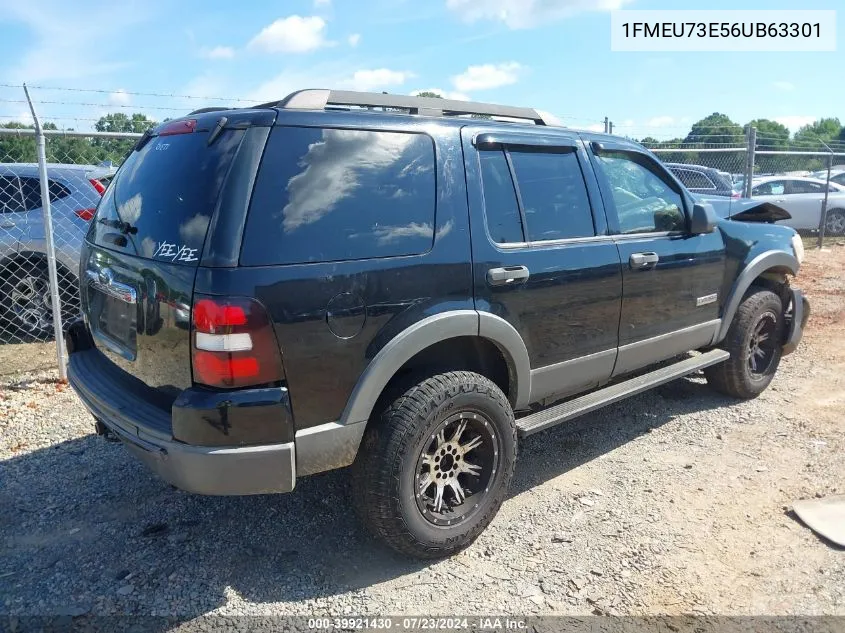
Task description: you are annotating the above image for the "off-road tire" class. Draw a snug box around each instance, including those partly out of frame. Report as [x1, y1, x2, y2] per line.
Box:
[351, 371, 517, 559]
[705, 288, 784, 399]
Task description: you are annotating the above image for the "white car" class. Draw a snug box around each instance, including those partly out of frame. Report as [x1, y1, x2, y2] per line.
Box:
[751, 176, 845, 236]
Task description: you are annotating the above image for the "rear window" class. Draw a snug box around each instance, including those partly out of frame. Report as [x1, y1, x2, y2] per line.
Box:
[89, 128, 245, 265]
[240, 126, 436, 266]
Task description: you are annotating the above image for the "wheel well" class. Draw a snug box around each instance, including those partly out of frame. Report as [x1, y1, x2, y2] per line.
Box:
[749, 270, 791, 306]
[3, 252, 76, 284]
[374, 336, 512, 413]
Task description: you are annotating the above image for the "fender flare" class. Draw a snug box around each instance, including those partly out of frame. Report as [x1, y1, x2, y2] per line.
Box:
[339, 310, 531, 426]
[715, 250, 799, 343]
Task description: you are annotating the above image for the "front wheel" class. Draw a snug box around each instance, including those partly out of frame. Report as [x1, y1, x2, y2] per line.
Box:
[824, 209, 845, 237]
[705, 288, 785, 399]
[351, 371, 517, 559]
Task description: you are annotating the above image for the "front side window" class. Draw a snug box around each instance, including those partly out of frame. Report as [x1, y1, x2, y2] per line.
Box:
[752, 181, 786, 196]
[594, 152, 685, 234]
[242, 127, 436, 265]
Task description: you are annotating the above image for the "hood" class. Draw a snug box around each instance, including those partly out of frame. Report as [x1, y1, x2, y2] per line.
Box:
[692, 193, 792, 223]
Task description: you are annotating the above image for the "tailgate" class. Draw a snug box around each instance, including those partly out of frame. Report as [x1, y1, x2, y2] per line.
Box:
[80, 109, 274, 403]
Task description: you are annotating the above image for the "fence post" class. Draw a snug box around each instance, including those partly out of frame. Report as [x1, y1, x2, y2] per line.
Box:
[817, 150, 834, 248]
[744, 126, 756, 198]
[22, 84, 67, 379]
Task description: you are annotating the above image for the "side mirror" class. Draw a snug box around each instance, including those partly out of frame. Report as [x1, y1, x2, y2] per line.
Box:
[690, 202, 718, 234]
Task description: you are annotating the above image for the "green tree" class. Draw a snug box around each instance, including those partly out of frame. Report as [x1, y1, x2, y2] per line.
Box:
[415, 91, 444, 99]
[682, 114, 745, 172]
[92, 112, 157, 164]
[794, 117, 841, 145]
[684, 113, 744, 146]
[0, 121, 37, 162]
[746, 118, 789, 150]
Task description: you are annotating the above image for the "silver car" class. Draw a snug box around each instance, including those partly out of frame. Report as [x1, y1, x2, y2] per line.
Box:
[751, 176, 845, 236]
[1, 163, 114, 338]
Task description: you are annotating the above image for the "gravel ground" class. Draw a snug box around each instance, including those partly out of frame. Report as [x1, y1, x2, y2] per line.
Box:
[1, 247, 843, 618]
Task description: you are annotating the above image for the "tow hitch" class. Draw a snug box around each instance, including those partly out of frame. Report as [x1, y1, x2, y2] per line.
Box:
[95, 419, 121, 443]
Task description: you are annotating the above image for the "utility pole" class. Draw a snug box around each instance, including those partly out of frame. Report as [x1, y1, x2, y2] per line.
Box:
[604, 117, 609, 134]
[609, 121, 614, 135]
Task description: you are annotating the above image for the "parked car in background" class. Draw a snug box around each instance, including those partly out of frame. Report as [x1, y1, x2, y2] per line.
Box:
[750, 176, 845, 236]
[665, 163, 740, 198]
[809, 169, 845, 187]
[0, 163, 114, 337]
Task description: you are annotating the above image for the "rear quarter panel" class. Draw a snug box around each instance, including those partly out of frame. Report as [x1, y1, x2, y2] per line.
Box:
[194, 118, 473, 431]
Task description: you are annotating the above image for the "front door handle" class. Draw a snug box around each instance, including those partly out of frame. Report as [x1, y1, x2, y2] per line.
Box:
[629, 252, 659, 269]
[1, 222, 14, 229]
[487, 265, 530, 286]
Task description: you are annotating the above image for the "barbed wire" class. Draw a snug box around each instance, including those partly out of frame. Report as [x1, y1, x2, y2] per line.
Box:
[0, 82, 261, 103]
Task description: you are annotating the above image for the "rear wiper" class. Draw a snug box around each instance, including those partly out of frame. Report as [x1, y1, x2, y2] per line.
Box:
[207, 116, 228, 146]
[98, 217, 138, 235]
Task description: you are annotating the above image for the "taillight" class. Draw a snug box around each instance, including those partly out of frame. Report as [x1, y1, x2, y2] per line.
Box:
[75, 208, 96, 221]
[732, 192, 741, 200]
[158, 119, 197, 137]
[191, 295, 284, 389]
[89, 178, 106, 195]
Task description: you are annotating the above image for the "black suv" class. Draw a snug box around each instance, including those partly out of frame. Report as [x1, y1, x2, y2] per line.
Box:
[66, 90, 809, 559]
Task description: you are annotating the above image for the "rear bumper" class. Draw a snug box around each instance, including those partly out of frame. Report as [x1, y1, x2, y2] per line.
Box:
[783, 288, 810, 356]
[66, 333, 296, 496]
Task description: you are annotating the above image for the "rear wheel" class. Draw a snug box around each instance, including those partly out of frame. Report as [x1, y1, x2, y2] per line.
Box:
[0, 259, 77, 340]
[705, 288, 784, 399]
[351, 371, 517, 559]
[824, 209, 845, 237]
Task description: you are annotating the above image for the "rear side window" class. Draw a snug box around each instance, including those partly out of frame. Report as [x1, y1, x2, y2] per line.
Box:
[0, 176, 24, 213]
[479, 151, 523, 243]
[19, 177, 70, 211]
[673, 168, 715, 190]
[509, 150, 595, 241]
[241, 127, 436, 265]
[477, 148, 595, 244]
[89, 128, 246, 265]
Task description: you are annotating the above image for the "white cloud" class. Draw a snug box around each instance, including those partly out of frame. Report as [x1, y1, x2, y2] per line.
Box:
[585, 123, 605, 132]
[108, 89, 130, 106]
[248, 16, 329, 53]
[646, 116, 675, 128]
[348, 33, 361, 47]
[200, 45, 235, 60]
[411, 88, 471, 101]
[341, 68, 414, 91]
[452, 62, 522, 91]
[446, 0, 632, 29]
[314, 0, 331, 5]
[774, 116, 817, 133]
[773, 81, 795, 92]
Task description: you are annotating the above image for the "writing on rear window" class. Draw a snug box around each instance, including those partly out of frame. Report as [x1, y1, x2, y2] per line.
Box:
[153, 241, 199, 262]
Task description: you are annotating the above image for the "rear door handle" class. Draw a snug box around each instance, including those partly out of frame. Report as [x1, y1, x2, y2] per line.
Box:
[487, 265, 530, 286]
[629, 252, 659, 269]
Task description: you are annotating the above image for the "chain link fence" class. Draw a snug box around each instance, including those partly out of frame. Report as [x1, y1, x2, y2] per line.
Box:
[0, 120, 143, 370]
[2, 83, 845, 376]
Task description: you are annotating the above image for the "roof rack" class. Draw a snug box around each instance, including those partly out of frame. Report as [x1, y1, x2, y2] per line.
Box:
[258, 89, 552, 126]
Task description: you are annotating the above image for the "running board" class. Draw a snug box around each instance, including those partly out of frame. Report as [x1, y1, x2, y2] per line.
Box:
[516, 349, 730, 437]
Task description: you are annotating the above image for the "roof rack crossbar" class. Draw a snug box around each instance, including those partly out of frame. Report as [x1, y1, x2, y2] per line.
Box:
[262, 89, 550, 125]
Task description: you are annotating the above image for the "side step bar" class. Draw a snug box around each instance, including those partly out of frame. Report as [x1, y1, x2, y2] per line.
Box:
[516, 349, 730, 437]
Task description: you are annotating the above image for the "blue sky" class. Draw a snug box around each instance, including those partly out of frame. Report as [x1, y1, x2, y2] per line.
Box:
[0, 0, 841, 139]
